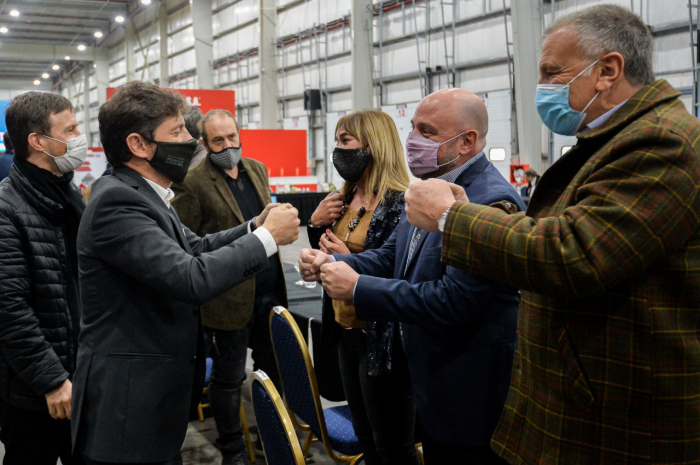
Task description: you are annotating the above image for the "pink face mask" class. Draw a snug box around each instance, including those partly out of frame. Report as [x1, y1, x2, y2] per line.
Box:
[405, 132, 465, 176]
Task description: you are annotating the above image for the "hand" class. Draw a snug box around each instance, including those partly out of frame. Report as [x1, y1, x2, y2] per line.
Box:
[333, 302, 367, 329]
[405, 179, 462, 232]
[263, 204, 300, 245]
[448, 182, 469, 202]
[319, 261, 359, 301]
[256, 203, 280, 228]
[309, 192, 344, 226]
[319, 229, 350, 254]
[298, 248, 333, 281]
[45, 379, 72, 419]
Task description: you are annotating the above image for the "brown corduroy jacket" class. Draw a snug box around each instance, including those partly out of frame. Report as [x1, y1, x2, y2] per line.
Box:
[441, 80, 700, 464]
[172, 156, 286, 330]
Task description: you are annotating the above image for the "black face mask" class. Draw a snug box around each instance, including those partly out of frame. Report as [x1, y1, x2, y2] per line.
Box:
[332, 147, 371, 183]
[147, 138, 198, 183]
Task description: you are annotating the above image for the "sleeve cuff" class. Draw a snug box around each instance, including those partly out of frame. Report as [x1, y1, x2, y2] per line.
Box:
[253, 227, 278, 257]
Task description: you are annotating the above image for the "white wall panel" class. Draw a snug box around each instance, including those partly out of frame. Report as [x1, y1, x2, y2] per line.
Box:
[278, 0, 350, 38]
[213, 0, 258, 35]
[170, 48, 196, 75]
[170, 26, 195, 54]
[169, 5, 192, 32]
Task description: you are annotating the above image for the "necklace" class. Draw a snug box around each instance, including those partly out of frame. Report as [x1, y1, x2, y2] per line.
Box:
[336, 188, 370, 242]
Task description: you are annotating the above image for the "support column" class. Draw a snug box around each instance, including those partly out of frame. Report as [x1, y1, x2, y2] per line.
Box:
[125, 19, 136, 82]
[159, 0, 169, 87]
[351, 0, 374, 111]
[259, 0, 280, 129]
[511, 0, 543, 171]
[190, 0, 213, 89]
[95, 54, 110, 107]
[83, 66, 92, 146]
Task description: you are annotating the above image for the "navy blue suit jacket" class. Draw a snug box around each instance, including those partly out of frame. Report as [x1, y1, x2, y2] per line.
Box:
[336, 156, 524, 447]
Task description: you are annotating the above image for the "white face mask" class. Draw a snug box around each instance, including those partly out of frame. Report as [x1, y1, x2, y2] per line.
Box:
[42, 133, 88, 173]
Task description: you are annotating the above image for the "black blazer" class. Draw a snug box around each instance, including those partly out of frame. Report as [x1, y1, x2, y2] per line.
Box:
[71, 167, 269, 463]
[337, 156, 525, 446]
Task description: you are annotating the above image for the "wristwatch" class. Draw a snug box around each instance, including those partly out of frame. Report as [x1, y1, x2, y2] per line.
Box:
[437, 205, 452, 232]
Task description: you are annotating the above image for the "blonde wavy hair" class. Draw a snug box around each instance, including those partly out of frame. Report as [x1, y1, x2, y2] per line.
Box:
[335, 109, 410, 204]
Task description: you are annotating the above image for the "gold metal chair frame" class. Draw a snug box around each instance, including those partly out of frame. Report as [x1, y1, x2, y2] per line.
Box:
[198, 383, 256, 463]
[250, 371, 307, 465]
[269, 306, 363, 465]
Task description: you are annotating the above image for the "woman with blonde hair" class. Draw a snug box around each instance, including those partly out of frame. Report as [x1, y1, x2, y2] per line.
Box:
[307, 109, 419, 465]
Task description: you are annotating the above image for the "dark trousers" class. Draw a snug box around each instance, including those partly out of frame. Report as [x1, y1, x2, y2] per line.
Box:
[421, 431, 507, 465]
[338, 329, 420, 465]
[83, 454, 182, 465]
[207, 325, 249, 457]
[207, 293, 284, 457]
[0, 398, 85, 465]
[248, 293, 284, 394]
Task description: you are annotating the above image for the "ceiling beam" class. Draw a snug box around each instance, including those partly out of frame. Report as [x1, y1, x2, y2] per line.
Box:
[0, 42, 108, 61]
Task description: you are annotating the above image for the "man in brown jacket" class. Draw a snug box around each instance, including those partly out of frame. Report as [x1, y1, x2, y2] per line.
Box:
[172, 110, 286, 465]
[404, 5, 700, 464]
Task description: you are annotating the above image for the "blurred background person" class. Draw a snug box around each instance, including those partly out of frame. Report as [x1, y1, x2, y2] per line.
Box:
[306, 109, 419, 465]
[172, 109, 287, 465]
[0, 132, 15, 181]
[182, 105, 207, 169]
[520, 167, 540, 199]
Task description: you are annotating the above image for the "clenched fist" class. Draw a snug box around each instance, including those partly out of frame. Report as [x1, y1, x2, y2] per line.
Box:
[263, 204, 300, 245]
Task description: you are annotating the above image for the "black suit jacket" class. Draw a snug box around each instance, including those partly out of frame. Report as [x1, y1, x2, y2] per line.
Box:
[71, 167, 269, 463]
[337, 156, 525, 446]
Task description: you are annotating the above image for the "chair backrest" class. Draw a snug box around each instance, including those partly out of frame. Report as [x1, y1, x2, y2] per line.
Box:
[269, 306, 326, 442]
[251, 371, 306, 465]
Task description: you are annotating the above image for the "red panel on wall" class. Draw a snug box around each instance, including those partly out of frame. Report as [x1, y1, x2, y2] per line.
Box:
[239, 129, 307, 178]
[106, 87, 235, 116]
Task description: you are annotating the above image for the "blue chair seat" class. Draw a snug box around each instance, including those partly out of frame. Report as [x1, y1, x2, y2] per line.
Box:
[323, 405, 362, 456]
[205, 357, 213, 384]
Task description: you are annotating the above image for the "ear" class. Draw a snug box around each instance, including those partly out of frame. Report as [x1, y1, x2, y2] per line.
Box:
[201, 138, 210, 152]
[595, 52, 624, 93]
[126, 133, 155, 160]
[364, 144, 372, 156]
[458, 130, 479, 155]
[27, 133, 45, 153]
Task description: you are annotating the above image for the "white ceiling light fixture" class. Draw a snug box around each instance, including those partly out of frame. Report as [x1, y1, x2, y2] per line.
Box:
[33, 79, 40, 85]
[0, 27, 7, 34]
[115, 15, 124, 23]
[52, 64, 60, 70]
[77, 44, 86, 51]
[94, 31, 103, 38]
[9, 10, 19, 17]
[141, 0, 152, 5]
[42, 73, 49, 79]
[64, 55, 71, 60]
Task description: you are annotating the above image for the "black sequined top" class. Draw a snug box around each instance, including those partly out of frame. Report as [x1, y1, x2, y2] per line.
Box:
[309, 189, 405, 376]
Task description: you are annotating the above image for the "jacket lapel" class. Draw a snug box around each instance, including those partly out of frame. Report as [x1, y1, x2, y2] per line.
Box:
[242, 158, 271, 206]
[112, 166, 192, 252]
[205, 158, 245, 224]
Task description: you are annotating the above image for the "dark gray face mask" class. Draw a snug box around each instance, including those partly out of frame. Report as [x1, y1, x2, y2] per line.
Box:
[332, 147, 371, 183]
[147, 138, 198, 183]
[209, 145, 242, 170]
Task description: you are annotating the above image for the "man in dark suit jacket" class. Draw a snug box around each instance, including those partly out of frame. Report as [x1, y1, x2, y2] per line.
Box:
[299, 89, 524, 465]
[72, 82, 299, 465]
[171, 110, 287, 465]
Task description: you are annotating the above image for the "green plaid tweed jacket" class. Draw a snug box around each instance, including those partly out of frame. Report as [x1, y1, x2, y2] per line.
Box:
[441, 80, 700, 464]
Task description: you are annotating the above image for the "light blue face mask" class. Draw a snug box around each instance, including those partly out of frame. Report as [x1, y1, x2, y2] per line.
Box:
[535, 60, 600, 136]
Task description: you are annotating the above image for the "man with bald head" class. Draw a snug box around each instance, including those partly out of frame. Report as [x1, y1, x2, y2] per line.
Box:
[298, 90, 524, 464]
[404, 5, 700, 464]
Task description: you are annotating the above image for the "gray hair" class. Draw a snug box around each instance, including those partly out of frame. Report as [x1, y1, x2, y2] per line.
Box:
[182, 105, 203, 140]
[545, 4, 654, 86]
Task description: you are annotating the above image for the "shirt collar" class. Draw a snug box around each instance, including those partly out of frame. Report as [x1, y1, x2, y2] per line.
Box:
[436, 151, 484, 183]
[585, 100, 628, 131]
[142, 176, 174, 207]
